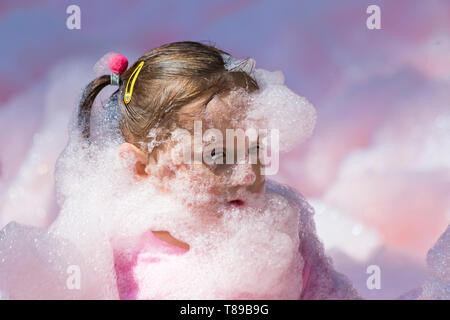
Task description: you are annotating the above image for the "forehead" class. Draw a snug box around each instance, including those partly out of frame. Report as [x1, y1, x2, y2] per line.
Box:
[203, 91, 250, 131]
[177, 90, 251, 132]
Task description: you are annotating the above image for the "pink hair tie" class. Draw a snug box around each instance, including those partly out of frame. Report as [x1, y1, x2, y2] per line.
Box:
[109, 53, 128, 85]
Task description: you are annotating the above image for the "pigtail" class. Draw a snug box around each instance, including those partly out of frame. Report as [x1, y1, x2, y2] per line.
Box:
[78, 75, 111, 140]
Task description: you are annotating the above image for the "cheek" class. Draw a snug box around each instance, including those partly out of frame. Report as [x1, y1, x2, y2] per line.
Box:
[252, 165, 265, 191]
[191, 166, 225, 193]
[168, 165, 228, 211]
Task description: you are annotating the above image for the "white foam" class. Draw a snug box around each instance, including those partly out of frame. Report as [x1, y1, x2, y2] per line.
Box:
[247, 68, 317, 152]
[418, 225, 450, 299]
[222, 55, 317, 152]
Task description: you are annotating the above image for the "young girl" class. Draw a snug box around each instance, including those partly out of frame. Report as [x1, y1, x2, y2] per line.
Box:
[1, 41, 360, 299]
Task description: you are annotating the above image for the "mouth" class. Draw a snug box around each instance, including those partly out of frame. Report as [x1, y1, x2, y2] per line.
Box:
[227, 199, 245, 207]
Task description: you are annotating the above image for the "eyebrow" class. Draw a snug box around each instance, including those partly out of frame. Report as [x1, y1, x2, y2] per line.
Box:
[170, 92, 216, 115]
[203, 140, 223, 148]
[204, 93, 218, 106]
[203, 139, 259, 149]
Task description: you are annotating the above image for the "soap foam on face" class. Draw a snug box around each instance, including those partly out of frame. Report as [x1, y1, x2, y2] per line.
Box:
[49, 127, 304, 299]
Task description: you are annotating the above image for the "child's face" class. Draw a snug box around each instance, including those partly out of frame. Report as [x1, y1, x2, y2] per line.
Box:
[147, 91, 266, 213]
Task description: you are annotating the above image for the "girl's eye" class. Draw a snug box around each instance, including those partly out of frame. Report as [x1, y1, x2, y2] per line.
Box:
[211, 148, 225, 161]
[204, 148, 225, 166]
[249, 144, 260, 153]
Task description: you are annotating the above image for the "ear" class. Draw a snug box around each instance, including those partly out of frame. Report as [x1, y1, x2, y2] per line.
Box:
[118, 143, 148, 178]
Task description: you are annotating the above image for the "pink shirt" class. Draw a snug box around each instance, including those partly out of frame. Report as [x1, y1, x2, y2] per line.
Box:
[113, 230, 188, 300]
[113, 230, 310, 299]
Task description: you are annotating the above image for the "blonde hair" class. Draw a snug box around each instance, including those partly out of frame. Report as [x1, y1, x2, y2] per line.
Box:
[78, 41, 259, 158]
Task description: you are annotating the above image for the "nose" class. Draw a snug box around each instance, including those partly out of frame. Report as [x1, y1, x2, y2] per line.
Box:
[229, 163, 257, 187]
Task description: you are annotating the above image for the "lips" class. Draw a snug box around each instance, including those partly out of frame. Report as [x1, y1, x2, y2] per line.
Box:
[227, 199, 245, 207]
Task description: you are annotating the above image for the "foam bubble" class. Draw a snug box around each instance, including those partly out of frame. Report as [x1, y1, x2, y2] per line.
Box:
[0, 222, 117, 299]
[221, 55, 317, 152]
[418, 225, 450, 299]
[247, 68, 317, 152]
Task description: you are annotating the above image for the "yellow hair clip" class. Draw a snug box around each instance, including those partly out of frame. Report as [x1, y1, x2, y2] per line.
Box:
[124, 61, 144, 104]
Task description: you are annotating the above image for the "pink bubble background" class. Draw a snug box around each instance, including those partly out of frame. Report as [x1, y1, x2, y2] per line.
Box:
[0, 0, 449, 299]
